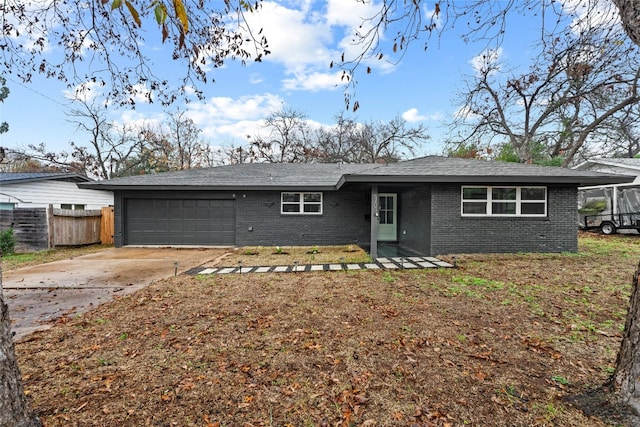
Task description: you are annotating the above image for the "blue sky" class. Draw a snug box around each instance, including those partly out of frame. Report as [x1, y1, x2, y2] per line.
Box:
[0, 1, 583, 161]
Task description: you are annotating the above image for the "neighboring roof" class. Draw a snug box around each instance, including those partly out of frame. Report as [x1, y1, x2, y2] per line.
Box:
[0, 172, 93, 185]
[574, 158, 640, 174]
[79, 156, 634, 191]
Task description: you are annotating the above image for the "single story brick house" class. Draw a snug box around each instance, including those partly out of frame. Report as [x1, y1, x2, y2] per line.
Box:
[79, 156, 632, 257]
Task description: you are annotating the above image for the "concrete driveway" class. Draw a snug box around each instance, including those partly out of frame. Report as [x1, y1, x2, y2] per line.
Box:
[3, 247, 230, 340]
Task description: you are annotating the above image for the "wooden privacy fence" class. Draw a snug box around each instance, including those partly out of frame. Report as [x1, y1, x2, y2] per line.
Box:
[48, 205, 114, 247]
[50, 207, 102, 246]
[0, 206, 114, 252]
[101, 206, 114, 245]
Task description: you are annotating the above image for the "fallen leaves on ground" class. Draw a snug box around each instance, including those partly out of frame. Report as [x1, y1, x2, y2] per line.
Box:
[15, 233, 638, 426]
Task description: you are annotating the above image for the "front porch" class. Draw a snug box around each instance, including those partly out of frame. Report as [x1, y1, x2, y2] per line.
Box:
[363, 242, 427, 258]
[366, 184, 431, 259]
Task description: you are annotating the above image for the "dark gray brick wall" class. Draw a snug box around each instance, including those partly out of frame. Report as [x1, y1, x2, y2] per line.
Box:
[112, 185, 578, 254]
[114, 192, 124, 247]
[0, 208, 49, 253]
[236, 190, 370, 247]
[398, 186, 431, 254]
[113, 190, 370, 248]
[430, 184, 578, 255]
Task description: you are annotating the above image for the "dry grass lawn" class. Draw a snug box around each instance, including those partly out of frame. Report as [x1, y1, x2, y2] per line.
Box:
[12, 233, 640, 426]
[208, 245, 370, 268]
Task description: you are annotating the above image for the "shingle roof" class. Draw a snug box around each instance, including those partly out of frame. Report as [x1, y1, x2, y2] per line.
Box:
[0, 172, 93, 185]
[78, 156, 633, 191]
[345, 156, 627, 185]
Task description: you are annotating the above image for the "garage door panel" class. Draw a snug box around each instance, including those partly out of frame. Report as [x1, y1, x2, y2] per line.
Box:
[126, 199, 236, 245]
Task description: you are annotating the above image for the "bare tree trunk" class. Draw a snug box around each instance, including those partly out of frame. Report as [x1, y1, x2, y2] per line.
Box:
[614, 260, 640, 414]
[614, 0, 640, 47]
[0, 268, 42, 427]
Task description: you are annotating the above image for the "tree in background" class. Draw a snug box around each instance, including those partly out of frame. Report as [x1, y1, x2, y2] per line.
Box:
[65, 95, 146, 178]
[445, 30, 640, 166]
[135, 110, 210, 172]
[236, 109, 430, 164]
[247, 108, 317, 163]
[589, 104, 640, 158]
[5, 104, 213, 177]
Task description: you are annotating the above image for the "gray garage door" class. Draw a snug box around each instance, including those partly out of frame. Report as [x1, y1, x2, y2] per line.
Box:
[125, 199, 236, 245]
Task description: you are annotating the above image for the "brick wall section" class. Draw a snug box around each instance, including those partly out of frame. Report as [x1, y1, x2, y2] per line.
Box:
[0, 208, 49, 253]
[114, 192, 123, 247]
[429, 184, 578, 255]
[112, 185, 578, 253]
[113, 190, 371, 248]
[398, 186, 431, 254]
[236, 190, 371, 247]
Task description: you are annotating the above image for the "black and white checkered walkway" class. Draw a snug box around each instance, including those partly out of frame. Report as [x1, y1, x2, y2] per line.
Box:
[192, 256, 453, 275]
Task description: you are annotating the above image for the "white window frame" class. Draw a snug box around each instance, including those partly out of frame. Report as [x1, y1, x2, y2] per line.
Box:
[281, 192, 323, 215]
[461, 186, 547, 217]
[61, 204, 86, 210]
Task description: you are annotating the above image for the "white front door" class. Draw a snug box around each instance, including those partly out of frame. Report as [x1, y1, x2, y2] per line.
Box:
[377, 193, 397, 241]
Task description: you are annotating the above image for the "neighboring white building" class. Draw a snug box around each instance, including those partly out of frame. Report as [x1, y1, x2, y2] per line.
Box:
[0, 172, 113, 210]
[574, 158, 640, 184]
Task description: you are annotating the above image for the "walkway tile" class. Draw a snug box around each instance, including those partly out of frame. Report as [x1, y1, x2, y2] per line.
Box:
[418, 261, 437, 268]
[401, 262, 419, 269]
[194, 256, 453, 275]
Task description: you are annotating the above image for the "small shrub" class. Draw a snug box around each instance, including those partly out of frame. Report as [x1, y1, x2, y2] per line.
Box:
[0, 228, 16, 256]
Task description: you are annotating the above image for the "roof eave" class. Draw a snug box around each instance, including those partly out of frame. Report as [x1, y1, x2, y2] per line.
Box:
[343, 174, 635, 186]
[78, 184, 340, 192]
[2, 174, 93, 185]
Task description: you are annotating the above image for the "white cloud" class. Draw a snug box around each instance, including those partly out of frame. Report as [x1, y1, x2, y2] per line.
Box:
[563, 0, 621, 34]
[248, 2, 333, 69]
[241, 1, 401, 91]
[402, 108, 444, 123]
[117, 110, 165, 132]
[113, 94, 286, 144]
[402, 108, 426, 123]
[184, 93, 285, 141]
[453, 105, 481, 121]
[282, 70, 343, 91]
[469, 47, 503, 76]
[326, 0, 380, 27]
[64, 80, 104, 102]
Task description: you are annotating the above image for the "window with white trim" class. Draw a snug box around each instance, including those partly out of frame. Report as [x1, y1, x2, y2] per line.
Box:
[461, 186, 546, 216]
[281, 192, 323, 214]
[60, 204, 86, 210]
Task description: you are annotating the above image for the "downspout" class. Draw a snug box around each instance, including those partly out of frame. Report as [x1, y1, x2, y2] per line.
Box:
[370, 185, 378, 259]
